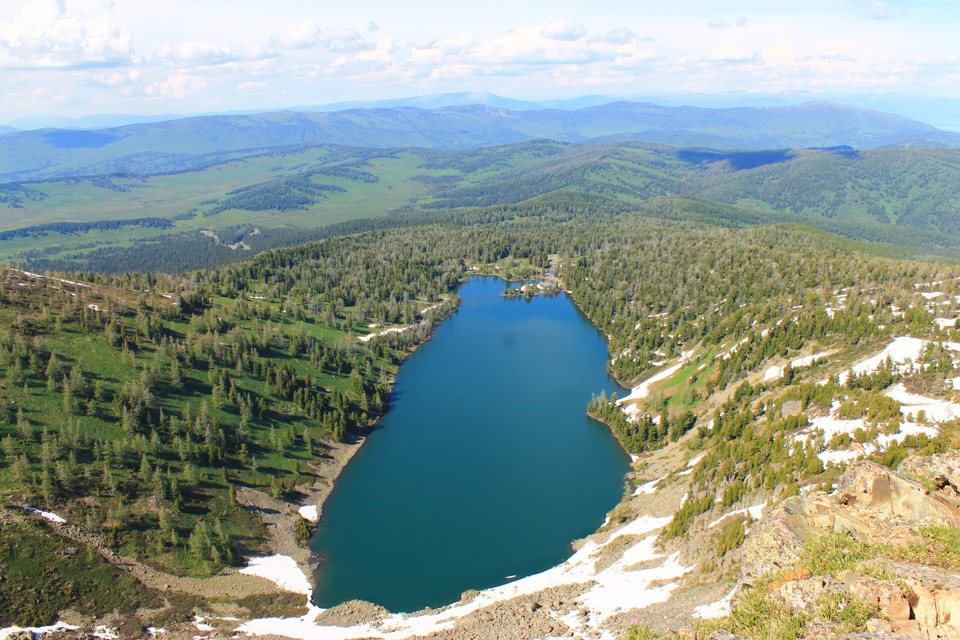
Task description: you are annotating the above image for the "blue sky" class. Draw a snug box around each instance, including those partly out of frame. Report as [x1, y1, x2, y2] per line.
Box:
[0, 0, 957, 123]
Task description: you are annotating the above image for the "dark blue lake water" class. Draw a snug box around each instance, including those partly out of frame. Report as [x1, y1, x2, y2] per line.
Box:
[310, 276, 630, 612]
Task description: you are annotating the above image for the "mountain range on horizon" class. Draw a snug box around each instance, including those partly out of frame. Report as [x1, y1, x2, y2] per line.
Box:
[5, 90, 960, 133]
[1, 98, 959, 183]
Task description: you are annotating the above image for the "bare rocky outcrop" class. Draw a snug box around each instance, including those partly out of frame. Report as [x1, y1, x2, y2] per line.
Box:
[734, 453, 960, 639]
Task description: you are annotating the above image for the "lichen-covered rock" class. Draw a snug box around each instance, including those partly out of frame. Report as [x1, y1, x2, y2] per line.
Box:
[898, 450, 960, 497]
[805, 620, 840, 639]
[773, 576, 843, 612]
[738, 497, 812, 580]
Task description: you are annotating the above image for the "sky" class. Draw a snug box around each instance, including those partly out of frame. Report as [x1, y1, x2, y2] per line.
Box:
[0, 0, 958, 124]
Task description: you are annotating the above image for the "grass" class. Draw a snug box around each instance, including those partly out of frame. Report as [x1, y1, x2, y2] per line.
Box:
[0, 276, 412, 577]
[0, 516, 160, 628]
[883, 525, 960, 570]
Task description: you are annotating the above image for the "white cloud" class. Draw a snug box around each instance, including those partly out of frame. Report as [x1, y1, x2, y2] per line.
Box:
[155, 41, 275, 66]
[271, 20, 322, 50]
[85, 69, 140, 87]
[270, 21, 374, 53]
[0, 0, 135, 69]
[541, 17, 586, 42]
[591, 24, 642, 45]
[145, 71, 207, 99]
[322, 28, 376, 53]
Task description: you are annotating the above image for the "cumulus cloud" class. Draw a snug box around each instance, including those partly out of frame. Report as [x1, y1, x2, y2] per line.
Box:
[86, 69, 140, 87]
[271, 20, 322, 49]
[270, 21, 375, 53]
[322, 28, 377, 53]
[145, 72, 207, 99]
[477, 27, 613, 66]
[541, 17, 586, 41]
[0, 0, 135, 69]
[155, 41, 275, 66]
[591, 24, 642, 45]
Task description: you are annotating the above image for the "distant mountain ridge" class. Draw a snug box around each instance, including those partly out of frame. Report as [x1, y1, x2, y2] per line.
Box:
[0, 100, 958, 182]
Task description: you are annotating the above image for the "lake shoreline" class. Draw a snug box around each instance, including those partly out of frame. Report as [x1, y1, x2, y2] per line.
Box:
[240, 296, 464, 593]
[240, 270, 634, 607]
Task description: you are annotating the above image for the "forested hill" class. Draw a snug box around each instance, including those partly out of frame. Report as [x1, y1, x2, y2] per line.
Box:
[3, 197, 960, 632]
[1, 100, 958, 182]
[5, 141, 960, 274]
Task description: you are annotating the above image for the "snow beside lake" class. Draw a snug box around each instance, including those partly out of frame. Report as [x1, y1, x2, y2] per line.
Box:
[633, 476, 665, 496]
[239, 555, 313, 596]
[298, 505, 319, 522]
[358, 326, 411, 342]
[618, 362, 684, 404]
[236, 516, 686, 640]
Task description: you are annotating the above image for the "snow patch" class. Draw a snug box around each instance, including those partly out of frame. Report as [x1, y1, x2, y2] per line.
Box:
[885, 383, 960, 423]
[23, 506, 66, 523]
[241, 517, 683, 639]
[834, 337, 933, 385]
[239, 555, 312, 596]
[0, 622, 79, 639]
[617, 361, 684, 407]
[298, 505, 319, 522]
[358, 326, 411, 342]
[193, 617, 215, 632]
[686, 452, 707, 468]
[693, 587, 736, 619]
[633, 476, 665, 496]
[708, 503, 766, 529]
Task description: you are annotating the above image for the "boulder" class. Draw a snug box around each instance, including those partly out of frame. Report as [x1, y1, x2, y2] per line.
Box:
[834, 460, 960, 529]
[889, 562, 960, 635]
[840, 574, 910, 621]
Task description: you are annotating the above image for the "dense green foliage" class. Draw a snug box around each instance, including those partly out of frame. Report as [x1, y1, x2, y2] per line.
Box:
[0, 517, 159, 627]
[0, 232, 460, 576]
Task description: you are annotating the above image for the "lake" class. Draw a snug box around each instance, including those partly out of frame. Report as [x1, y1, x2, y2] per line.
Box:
[310, 276, 631, 612]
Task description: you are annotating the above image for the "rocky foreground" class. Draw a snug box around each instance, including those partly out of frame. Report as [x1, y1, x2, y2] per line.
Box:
[719, 452, 960, 640]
